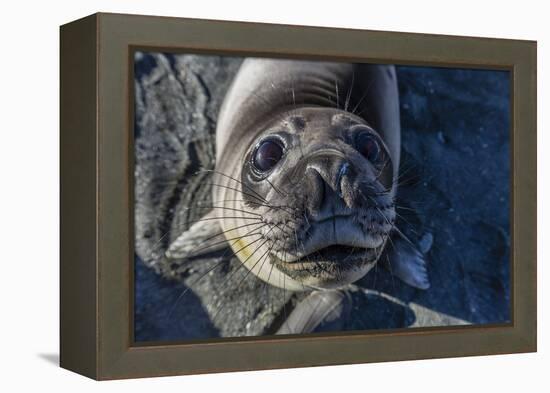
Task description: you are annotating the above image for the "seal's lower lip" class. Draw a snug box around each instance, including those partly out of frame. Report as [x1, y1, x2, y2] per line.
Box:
[273, 244, 373, 267]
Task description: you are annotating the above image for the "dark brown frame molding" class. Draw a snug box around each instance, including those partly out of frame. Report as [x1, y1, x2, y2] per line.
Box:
[60, 12, 537, 380]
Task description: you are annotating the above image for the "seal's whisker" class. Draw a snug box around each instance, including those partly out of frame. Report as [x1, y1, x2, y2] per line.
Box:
[371, 174, 417, 195]
[395, 205, 417, 212]
[374, 157, 392, 184]
[397, 162, 418, 178]
[243, 89, 272, 107]
[234, 242, 274, 292]
[246, 86, 302, 127]
[196, 169, 267, 202]
[207, 198, 297, 215]
[261, 244, 280, 332]
[350, 79, 375, 115]
[320, 89, 340, 108]
[393, 211, 419, 235]
[272, 229, 292, 333]
[148, 218, 265, 260]
[267, 222, 293, 238]
[265, 201, 298, 214]
[281, 243, 289, 333]
[254, 243, 274, 287]
[393, 166, 422, 187]
[344, 70, 355, 112]
[273, 228, 290, 321]
[186, 232, 264, 257]
[210, 227, 277, 324]
[391, 226, 418, 250]
[182, 205, 262, 217]
[375, 203, 415, 246]
[167, 224, 270, 320]
[150, 216, 263, 256]
[151, 221, 264, 259]
[217, 224, 271, 261]
[167, 259, 226, 320]
[206, 183, 267, 204]
[264, 177, 287, 197]
[292, 245, 322, 331]
[385, 252, 398, 293]
[186, 215, 262, 224]
[395, 174, 423, 187]
[169, 223, 269, 262]
[147, 229, 178, 259]
[334, 78, 340, 109]
[263, 221, 300, 329]
[374, 205, 418, 257]
[372, 260, 379, 290]
[282, 225, 315, 333]
[233, 241, 276, 332]
[193, 221, 266, 245]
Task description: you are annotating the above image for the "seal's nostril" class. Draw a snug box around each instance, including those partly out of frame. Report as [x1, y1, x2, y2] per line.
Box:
[304, 168, 325, 213]
[336, 162, 350, 198]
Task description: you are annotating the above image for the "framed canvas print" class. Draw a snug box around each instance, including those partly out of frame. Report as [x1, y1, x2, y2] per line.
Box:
[60, 13, 537, 380]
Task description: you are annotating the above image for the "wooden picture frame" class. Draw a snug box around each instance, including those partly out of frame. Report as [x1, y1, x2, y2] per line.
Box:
[60, 12, 537, 380]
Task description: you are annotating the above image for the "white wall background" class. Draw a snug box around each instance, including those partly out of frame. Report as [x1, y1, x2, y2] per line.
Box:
[0, 0, 546, 391]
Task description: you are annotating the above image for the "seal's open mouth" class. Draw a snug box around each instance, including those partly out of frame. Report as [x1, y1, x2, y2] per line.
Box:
[293, 244, 367, 263]
[270, 242, 382, 289]
[264, 213, 391, 288]
[273, 243, 380, 268]
[270, 215, 386, 264]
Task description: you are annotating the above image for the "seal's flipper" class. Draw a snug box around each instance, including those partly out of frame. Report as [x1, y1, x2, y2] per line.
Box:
[166, 210, 227, 259]
[276, 291, 351, 335]
[383, 235, 430, 290]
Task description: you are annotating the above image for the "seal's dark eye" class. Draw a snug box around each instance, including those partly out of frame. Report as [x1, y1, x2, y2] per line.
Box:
[253, 139, 284, 172]
[356, 133, 381, 163]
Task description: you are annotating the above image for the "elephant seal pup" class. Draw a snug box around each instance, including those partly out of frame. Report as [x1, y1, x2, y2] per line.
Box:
[167, 58, 429, 333]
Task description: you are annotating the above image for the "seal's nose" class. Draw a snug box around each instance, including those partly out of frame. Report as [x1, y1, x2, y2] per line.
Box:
[303, 150, 354, 214]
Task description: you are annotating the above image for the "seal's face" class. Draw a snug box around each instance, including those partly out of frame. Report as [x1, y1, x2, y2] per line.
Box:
[239, 107, 396, 289]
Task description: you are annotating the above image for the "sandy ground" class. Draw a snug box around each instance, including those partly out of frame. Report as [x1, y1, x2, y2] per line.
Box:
[133, 53, 510, 342]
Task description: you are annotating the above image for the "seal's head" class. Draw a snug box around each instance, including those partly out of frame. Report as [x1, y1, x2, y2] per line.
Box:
[238, 107, 396, 290]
